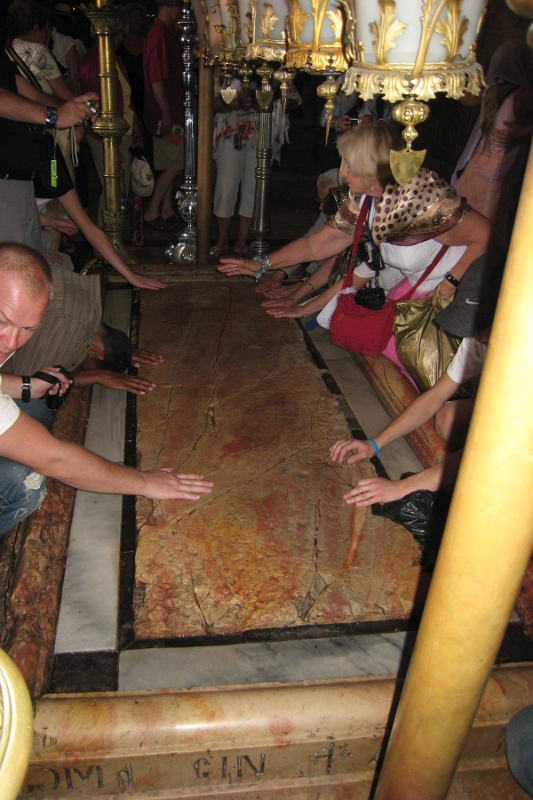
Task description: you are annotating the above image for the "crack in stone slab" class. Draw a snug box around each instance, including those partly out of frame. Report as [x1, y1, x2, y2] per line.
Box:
[179, 293, 233, 470]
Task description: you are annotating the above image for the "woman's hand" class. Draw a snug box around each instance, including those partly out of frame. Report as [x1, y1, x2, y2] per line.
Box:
[128, 274, 167, 290]
[264, 305, 306, 319]
[261, 294, 299, 309]
[261, 283, 300, 300]
[433, 279, 456, 308]
[52, 218, 79, 236]
[343, 476, 408, 506]
[255, 272, 284, 295]
[329, 439, 374, 465]
[218, 256, 258, 277]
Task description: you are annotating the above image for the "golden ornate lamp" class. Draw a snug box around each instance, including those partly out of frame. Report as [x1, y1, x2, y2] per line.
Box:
[343, 0, 487, 183]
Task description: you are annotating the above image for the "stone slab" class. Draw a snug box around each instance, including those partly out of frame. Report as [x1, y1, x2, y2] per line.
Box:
[134, 286, 425, 640]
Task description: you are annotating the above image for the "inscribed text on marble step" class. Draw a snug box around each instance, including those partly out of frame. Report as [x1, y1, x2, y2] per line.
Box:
[135, 285, 422, 639]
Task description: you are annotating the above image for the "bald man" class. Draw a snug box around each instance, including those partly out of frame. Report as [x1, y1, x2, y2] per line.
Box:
[0, 242, 212, 537]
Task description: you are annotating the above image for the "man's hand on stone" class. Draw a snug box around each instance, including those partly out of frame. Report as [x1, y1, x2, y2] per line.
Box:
[97, 371, 156, 395]
[141, 468, 213, 501]
[329, 438, 374, 466]
[131, 349, 164, 367]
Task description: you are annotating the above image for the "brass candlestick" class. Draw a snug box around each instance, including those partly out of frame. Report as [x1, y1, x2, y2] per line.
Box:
[85, 0, 133, 263]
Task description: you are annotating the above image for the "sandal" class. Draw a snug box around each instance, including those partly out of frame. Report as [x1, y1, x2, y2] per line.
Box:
[209, 245, 230, 259]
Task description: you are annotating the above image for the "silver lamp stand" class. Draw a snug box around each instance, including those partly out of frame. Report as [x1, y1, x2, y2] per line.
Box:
[166, 0, 198, 264]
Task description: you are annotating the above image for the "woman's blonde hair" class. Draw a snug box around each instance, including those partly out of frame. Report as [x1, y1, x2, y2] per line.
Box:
[337, 121, 403, 181]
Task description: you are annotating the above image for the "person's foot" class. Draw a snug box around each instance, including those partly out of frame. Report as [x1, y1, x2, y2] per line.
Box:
[233, 241, 249, 254]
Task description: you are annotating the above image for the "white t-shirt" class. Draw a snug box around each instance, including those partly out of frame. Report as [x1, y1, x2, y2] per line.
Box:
[352, 204, 467, 294]
[0, 377, 20, 436]
[12, 39, 62, 95]
[447, 337, 487, 385]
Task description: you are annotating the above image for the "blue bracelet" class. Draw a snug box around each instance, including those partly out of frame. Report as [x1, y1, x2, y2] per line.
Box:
[368, 438, 379, 456]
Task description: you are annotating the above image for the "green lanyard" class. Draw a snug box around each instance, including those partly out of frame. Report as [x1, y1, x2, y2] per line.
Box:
[51, 127, 58, 188]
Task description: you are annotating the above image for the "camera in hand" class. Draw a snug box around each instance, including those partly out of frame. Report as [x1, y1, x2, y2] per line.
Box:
[85, 100, 98, 116]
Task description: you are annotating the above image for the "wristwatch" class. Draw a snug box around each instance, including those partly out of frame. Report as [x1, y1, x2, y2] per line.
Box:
[21, 376, 31, 403]
[44, 106, 58, 128]
[444, 271, 460, 288]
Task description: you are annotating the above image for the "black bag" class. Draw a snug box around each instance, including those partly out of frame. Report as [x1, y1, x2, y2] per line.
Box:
[371, 473, 453, 566]
[354, 285, 386, 310]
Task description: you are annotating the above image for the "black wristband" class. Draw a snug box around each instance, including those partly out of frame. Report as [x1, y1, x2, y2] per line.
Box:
[21, 376, 31, 403]
[444, 271, 460, 288]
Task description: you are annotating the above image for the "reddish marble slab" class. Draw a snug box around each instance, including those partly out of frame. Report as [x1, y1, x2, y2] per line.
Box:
[135, 285, 425, 639]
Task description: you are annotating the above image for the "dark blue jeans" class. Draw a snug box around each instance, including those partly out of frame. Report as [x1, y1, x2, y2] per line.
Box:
[0, 400, 51, 538]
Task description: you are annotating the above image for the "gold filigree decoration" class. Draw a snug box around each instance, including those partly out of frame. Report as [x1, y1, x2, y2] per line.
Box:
[310, 0, 330, 52]
[413, 0, 448, 77]
[434, 0, 468, 61]
[246, 0, 257, 43]
[260, 3, 280, 38]
[244, 11, 253, 42]
[326, 8, 343, 41]
[214, 22, 229, 48]
[369, 0, 407, 64]
[226, 0, 243, 47]
[343, 59, 483, 102]
[287, 0, 308, 45]
[285, 49, 347, 71]
[337, 0, 357, 64]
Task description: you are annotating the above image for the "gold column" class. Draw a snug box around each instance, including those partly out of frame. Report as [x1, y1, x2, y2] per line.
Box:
[0, 649, 33, 800]
[85, 0, 133, 263]
[375, 142, 533, 799]
[196, 57, 214, 266]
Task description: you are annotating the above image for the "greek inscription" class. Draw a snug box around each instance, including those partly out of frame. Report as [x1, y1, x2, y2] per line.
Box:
[309, 742, 352, 775]
[193, 754, 267, 780]
[116, 763, 134, 787]
[237, 754, 266, 778]
[26, 767, 60, 792]
[193, 757, 211, 779]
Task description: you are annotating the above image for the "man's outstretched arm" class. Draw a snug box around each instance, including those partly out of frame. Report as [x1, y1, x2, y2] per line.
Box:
[0, 411, 213, 501]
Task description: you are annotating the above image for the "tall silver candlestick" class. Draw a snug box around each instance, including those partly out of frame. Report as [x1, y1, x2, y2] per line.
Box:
[249, 63, 273, 257]
[166, 0, 198, 264]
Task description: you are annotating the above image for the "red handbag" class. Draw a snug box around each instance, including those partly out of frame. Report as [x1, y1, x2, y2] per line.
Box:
[330, 201, 448, 356]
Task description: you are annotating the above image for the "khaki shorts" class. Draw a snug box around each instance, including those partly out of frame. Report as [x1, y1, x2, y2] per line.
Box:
[153, 135, 185, 171]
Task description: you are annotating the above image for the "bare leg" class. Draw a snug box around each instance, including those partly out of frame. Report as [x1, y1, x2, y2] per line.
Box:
[234, 215, 252, 253]
[214, 216, 232, 252]
[144, 169, 179, 222]
[435, 398, 476, 452]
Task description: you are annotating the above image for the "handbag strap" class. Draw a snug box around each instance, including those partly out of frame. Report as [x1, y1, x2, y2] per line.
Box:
[342, 194, 372, 290]
[396, 245, 450, 303]
[5, 43, 42, 92]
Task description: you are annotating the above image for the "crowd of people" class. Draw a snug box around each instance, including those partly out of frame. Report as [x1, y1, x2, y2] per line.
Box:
[0, 0, 533, 783]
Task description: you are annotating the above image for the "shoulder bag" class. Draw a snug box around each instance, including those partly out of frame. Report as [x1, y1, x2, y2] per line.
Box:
[330, 212, 449, 356]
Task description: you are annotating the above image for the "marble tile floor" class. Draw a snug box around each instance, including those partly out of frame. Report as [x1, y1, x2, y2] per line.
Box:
[119, 631, 415, 690]
[54, 290, 131, 656]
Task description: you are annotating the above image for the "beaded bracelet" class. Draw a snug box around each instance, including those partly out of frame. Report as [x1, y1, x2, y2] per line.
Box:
[252, 254, 272, 282]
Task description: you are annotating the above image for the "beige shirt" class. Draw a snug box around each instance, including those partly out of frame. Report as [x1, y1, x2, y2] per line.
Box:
[3, 268, 102, 376]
